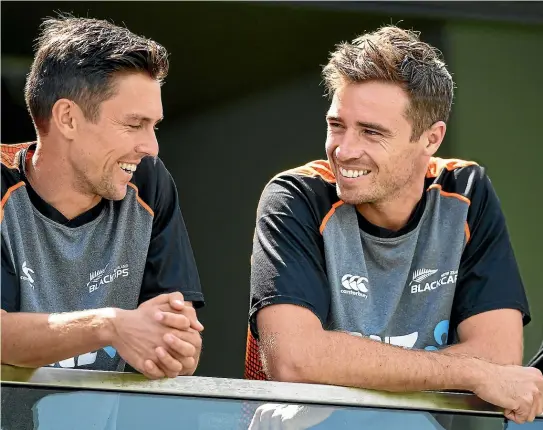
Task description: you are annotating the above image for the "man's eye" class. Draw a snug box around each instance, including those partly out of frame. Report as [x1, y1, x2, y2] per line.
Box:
[328, 122, 343, 129]
[129, 124, 143, 129]
[364, 129, 381, 136]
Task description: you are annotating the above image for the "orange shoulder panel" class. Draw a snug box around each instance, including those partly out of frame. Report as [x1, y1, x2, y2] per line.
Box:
[426, 157, 478, 178]
[274, 160, 336, 184]
[1, 143, 33, 170]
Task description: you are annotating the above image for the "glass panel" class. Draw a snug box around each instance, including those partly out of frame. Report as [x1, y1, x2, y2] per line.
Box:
[505, 422, 543, 430]
[1, 385, 523, 430]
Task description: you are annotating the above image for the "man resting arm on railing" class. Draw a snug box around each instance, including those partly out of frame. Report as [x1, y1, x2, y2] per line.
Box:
[245, 25, 542, 427]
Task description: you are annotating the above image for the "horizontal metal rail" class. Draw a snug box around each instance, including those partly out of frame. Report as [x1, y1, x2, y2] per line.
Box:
[1, 365, 519, 418]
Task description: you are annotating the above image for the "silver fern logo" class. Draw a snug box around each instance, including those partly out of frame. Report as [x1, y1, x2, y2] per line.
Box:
[88, 264, 109, 284]
[86, 263, 129, 293]
[411, 268, 438, 284]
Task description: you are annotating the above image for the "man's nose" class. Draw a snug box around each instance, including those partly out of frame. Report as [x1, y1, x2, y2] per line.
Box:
[137, 130, 159, 158]
[335, 129, 365, 161]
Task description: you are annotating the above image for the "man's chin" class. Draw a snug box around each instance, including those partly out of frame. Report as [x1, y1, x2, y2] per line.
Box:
[101, 185, 128, 201]
[337, 188, 375, 205]
[114, 186, 129, 201]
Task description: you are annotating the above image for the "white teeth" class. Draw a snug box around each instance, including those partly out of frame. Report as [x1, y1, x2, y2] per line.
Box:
[118, 162, 137, 173]
[339, 167, 370, 178]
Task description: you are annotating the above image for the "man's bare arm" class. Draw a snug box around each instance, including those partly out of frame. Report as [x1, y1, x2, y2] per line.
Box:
[257, 305, 541, 395]
[1, 308, 115, 368]
[1, 293, 204, 378]
[258, 304, 543, 423]
[439, 309, 524, 365]
[257, 304, 485, 392]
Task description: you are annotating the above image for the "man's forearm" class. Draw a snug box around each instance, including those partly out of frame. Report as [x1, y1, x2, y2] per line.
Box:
[1, 309, 115, 367]
[272, 330, 485, 393]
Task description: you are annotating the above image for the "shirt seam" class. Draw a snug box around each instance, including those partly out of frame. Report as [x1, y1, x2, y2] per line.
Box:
[249, 295, 325, 323]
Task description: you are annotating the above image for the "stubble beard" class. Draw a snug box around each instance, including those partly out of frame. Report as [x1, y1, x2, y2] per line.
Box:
[337, 183, 380, 205]
[97, 170, 124, 201]
[84, 164, 124, 201]
[336, 170, 413, 207]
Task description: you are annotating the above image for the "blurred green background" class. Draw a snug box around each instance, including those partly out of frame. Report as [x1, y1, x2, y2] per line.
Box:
[2, 2, 542, 385]
[445, 20, 543, 368]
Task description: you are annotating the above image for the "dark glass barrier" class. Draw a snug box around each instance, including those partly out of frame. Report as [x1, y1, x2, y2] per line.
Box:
[1, 366, 541, 430]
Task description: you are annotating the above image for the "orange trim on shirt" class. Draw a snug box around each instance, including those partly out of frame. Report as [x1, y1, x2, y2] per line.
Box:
[0, 181, 26, 223]
[127, 183, 154, 217]
[427, 183, 471, 243]
[464, 222, 471, 244]
[426, 157, 478, 179]
[319, 200, 345, 235]
[427, 183, 472, 206]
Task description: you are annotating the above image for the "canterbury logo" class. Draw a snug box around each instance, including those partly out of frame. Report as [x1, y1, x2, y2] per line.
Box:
[341, 274, 369, 293]
[411, 268, 438, 283]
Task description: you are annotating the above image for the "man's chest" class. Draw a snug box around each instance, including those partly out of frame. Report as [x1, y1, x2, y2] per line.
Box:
[322, 196, 469, 350]
[3, 199, 153, 313]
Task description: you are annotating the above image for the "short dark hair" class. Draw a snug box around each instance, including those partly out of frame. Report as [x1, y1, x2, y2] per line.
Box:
[322, 25, 454, 141]
[25, 14, 169, 133]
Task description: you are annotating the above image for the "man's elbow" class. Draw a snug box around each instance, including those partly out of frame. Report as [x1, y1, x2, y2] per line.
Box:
[1, 351, 42, 369]
[266, 361, 305, 383]
[263, 351, 311, 383]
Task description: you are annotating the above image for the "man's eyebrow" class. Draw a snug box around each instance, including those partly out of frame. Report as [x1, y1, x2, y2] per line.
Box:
[356, 121, 393, 136]
[124, 114, 164, 124]
[326, 115, 393, 136]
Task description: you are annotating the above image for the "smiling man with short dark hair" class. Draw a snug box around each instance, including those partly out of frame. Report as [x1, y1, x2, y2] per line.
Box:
[1, 15, 204, 379]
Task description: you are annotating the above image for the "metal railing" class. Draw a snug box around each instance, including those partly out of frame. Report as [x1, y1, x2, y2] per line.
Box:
[0, 364, 511, 417]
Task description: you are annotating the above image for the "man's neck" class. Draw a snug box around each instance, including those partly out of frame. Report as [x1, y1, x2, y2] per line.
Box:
[356, 179, 426, 232]
[26, 141, 102, 221]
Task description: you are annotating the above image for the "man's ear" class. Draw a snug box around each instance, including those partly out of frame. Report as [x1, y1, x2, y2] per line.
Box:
[423, 121, 447, 156]
[50, 99, 80, 140]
